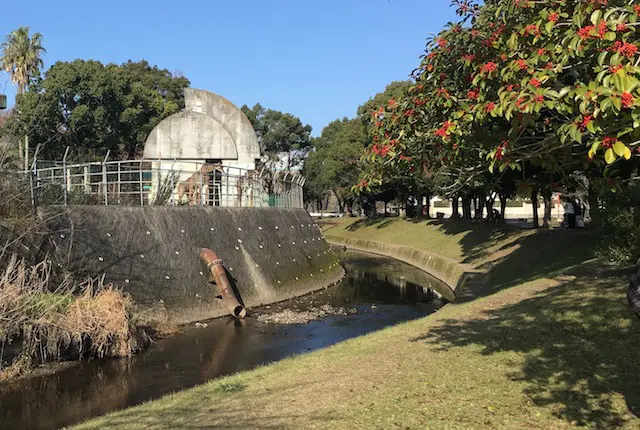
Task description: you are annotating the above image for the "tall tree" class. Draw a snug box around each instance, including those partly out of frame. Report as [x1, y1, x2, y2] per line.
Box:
[304, 118, 368, 213]
[1, 26, 46, 168]
[5, 59, 189, 160]
[241, 103, 312, 194]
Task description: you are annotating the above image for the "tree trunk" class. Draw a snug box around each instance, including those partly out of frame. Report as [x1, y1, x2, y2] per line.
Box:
[451, 195, 460, 219]
[486, 193, 496, 220]
[475, 191, 486, 219]
[499, 194, 507, 221]
[424, 195, 432, 219]
[542, 188, 553, 229]
[462, 195, 472, 220]
[531, 189, 540, 228]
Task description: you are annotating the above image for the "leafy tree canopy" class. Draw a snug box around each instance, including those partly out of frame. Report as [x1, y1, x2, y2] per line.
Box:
[6, 59, 189, 160]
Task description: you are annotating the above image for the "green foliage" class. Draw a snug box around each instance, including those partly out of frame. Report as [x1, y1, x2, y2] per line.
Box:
[241, 103, 312, 169]
[0, 26, 46, 94]
[304, 118, 367, 211]
[595, 181, 640, 263]
[5, 60, 189, 160]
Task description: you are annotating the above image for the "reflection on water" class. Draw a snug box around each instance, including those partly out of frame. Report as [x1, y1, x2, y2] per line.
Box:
[0, 251, 448, 430]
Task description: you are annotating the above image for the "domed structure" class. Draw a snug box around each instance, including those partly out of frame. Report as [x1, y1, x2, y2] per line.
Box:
[143, 89, 263, 206]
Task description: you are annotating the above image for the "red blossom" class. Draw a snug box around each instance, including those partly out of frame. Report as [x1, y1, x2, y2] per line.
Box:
[529, 78, 541, 87]
[548, 12, 559, 22]
[467, 89, 479, 100]
[462, 54, 476, 62]
[482, 62, 498, 73]
[533, 95, 545, 103]
[613, 41, 638, 58]
[485, 102, 496, 113]
[621, 92, 635, 108]
[616, 23, 628, 32]
[597, 21, 607, 38]
[602, 137, 617, 148]
[577, 25, 594, 39]
[537, 48, 546, 56]
[635, 5, 640, 15]
[608, 64, 623, 74]
[388, 99, 397, 107]
[516, 59, 527, 70]
[436, 37, 448, 47]
[580, 115, 593, 130]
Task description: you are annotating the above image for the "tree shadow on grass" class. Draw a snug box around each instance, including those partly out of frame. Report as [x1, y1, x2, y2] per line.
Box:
[344, 217, 395, 231]
[412, 269, 640, 428]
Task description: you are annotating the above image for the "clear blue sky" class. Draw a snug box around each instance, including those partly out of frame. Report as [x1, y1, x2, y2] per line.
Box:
[1, 0, 457, 136]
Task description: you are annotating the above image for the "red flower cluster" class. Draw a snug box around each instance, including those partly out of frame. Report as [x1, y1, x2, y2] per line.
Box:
[602, 136, 617, 148]
[613, 41, 638, 58]
[636, 5, 640, 14]
[529, 78, 541, 87]
[436, 37, 448, 47]
[523, 24, 540, 36]
[467, 89, 479, 100]
[616, 23, 628, 32]
[621, 92, 635, 108]
[485, 102, 496, 113]
[548, 12, 559, 23]
[436, 87, 450, 98]
[463, 54, 475, 62]
[609, 64, 623, 74]
[577, 25, 594, 39]
[434, 121, 453, 137]
[482, 62, 498, 73]
[516, 59, 527, 70]
[580, 115, 593, 130]
[533, 95, 545, 103]
[372, 144, 390, 157]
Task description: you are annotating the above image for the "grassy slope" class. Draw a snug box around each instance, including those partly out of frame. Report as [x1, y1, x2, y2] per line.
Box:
[76, 218, 640, 429]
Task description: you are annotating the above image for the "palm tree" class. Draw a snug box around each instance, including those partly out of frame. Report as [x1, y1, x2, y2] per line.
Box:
[0, 26, 46, 168]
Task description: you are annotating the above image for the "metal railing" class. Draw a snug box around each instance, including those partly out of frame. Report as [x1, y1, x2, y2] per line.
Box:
[27, 152, 305, 209]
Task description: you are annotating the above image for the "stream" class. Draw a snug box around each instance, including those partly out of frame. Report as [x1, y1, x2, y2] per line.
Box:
[0, 250, 451, 430]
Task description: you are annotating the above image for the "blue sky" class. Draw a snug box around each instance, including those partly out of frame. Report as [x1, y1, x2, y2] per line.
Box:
[1, 0, 457, 135]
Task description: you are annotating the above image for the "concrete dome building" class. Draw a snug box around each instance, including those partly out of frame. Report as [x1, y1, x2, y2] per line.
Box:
[143, 89, 264, 206]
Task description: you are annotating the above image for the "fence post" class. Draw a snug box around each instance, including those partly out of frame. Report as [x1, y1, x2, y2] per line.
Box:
[103, 150, 110, 206]
[117, 160, 121, 204]
[62, 147, 70, 205]
[139, 158, 145, 206]
[170, 158, 176, 206]
[29, 155, 37, 211]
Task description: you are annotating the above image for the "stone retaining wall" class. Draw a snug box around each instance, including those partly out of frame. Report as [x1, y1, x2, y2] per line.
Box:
[41, 206, 344, 324]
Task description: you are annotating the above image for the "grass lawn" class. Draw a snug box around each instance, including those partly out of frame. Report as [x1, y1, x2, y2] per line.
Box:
[75, 218, 640, 429]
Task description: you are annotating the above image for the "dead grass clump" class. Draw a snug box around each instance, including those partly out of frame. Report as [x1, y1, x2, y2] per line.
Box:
[0, 255, 137, 380]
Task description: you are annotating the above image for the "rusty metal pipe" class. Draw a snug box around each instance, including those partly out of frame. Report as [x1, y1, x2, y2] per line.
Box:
[199, 248, 247, 319]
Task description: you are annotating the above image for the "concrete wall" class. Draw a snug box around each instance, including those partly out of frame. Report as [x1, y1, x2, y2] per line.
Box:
[42, 207, 344, 324]
[325, 235, 473, 298]
[184, 88, 261, 166]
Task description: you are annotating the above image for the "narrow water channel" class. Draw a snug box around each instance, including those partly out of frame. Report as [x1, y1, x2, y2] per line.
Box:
[0, 251, 450, 430]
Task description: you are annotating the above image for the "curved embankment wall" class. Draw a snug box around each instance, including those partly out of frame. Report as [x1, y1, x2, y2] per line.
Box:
[41, 207, 344, 324]
[325, 235, 471, 299]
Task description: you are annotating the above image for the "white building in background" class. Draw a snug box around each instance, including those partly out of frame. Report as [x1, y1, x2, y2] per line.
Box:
[143, 88, 264, 206]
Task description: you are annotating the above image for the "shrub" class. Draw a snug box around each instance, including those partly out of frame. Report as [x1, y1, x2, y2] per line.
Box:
[596, 183, 640, 264]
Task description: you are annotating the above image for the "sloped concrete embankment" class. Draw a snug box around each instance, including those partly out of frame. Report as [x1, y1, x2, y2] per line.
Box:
[326, 235, 472, 300]
[42, 207, 344, 324]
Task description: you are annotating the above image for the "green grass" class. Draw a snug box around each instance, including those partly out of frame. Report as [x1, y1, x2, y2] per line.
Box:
[75, 218, 640, 429]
